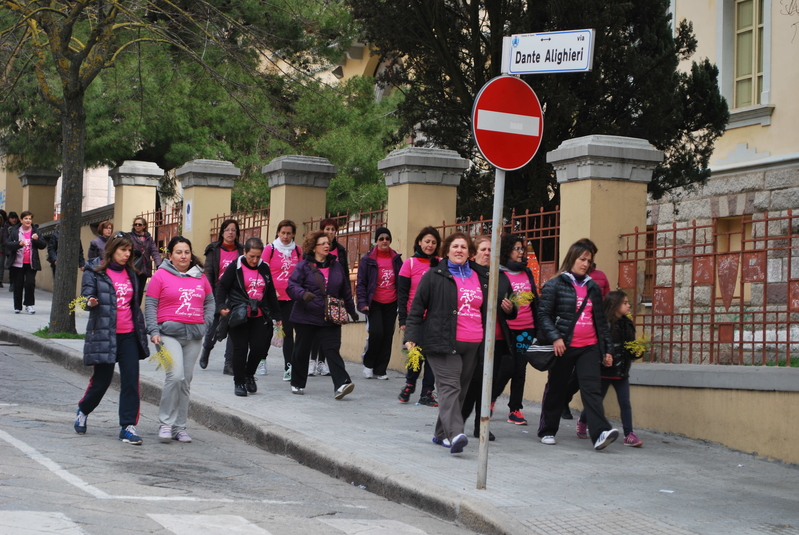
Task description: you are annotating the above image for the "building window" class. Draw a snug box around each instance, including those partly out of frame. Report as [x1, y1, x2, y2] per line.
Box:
[734, 0, 764, 109]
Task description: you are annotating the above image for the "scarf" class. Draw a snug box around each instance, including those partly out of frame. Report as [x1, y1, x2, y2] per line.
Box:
[502, 261, 527, 274]
[447, 259, 473, 279]
[108, 261, 126, 272]
[413, 245, 436, 259]
[272, 238, 296, 256]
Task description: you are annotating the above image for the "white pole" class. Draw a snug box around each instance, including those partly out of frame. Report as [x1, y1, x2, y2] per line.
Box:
[476, 167, 505, 489]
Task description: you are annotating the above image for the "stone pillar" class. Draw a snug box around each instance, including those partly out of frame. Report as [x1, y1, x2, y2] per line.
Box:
[18, 168, 60, 221]
[547, 135, 663, 290]
[176, 159, 238, 254]
[379, 147, 468, 258]
[263, 155, 337, 240]
[110, 161, 163, 232]
[0, 155, 24, 213]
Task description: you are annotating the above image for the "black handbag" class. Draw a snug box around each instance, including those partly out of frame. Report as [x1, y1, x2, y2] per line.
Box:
[526, 296, 589, 372]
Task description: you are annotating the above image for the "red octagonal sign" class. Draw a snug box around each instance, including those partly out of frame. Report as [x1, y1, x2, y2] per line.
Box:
[472, 76, 543, 171]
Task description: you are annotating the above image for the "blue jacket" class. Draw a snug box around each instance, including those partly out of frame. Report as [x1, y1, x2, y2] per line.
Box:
[355, 245, 403, 311]
[288, 254, 357, 326]
[81, 258, 150, 365]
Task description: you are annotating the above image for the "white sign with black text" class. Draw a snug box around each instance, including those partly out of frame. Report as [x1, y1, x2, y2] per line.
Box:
[502, 29, 595, 75]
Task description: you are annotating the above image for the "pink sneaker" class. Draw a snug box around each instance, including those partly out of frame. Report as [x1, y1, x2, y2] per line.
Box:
[624, 432, 643, 447]
[576, 420, 588, 439]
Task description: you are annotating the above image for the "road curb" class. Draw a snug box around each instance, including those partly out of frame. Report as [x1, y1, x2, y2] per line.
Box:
[0, 326, 528, 535]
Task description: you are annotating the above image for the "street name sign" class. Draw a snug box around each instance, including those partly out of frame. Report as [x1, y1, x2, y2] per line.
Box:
[503, 29, 595, 75]
[471, 76, 543, 171]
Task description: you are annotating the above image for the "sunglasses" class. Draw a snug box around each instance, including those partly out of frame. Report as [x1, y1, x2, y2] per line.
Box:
[114, 231, 126, 238]
[134, 222, 145, 227]
[377, 236, 391, 242]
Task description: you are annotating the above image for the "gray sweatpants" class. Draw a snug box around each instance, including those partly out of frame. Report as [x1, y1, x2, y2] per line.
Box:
[158, 335, 202, 433]
[426, 341, 481, 442]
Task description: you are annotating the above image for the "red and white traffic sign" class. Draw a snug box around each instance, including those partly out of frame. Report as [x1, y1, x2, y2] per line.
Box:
[471, 76, 543, 171]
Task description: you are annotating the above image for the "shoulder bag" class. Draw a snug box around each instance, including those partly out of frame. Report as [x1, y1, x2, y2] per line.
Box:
[311, 265, 349, 325]
[527, 295, 589, 371]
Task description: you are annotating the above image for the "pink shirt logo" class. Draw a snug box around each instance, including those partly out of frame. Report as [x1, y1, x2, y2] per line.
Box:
[175, 286, 205, 316]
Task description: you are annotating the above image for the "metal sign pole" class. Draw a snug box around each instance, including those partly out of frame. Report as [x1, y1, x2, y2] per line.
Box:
[476, 167, 505, 489]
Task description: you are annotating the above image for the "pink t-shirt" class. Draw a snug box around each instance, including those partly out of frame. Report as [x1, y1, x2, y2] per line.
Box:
[266, 245, 301, 300]
[107, 268, 134, 333]
[22, 229, 32, 264]
[570, 284, 598, 347]
[242, 263, 265, 301]
[218, 248, 238, 281]
[506, 271, 535, 330]
[372, 254, 397, 304]
[399, 257, 434, 313]
[147, 269, 212, 325]
[318, 267, 330, 284]
[455, 272, 484, 343]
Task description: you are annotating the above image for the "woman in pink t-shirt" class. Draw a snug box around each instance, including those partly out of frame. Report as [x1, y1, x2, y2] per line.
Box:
[355, 227, 403, 380]
[5, 211, 46, 314]
[396, 226, 441, 406]
[535, 240, 619, 451]
[404, 232, 498, 455]
[75, 233, 150, 445]
[146, 237, 215, 443]
[216, 237, 282, 398]
[262, 219, 302, 380]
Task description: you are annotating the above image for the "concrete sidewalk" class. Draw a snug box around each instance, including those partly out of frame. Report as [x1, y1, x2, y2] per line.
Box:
[1, 288, 797, 534]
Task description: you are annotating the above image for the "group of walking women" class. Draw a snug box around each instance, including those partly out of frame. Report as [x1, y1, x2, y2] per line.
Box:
[71, 211, 633, 454]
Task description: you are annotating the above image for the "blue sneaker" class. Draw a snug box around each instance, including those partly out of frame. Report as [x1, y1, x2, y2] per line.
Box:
[119, 425, 142, 445]
[450, 433, 468, 454]
[74, 409, 87, 434]
[431, 436, 451, 448]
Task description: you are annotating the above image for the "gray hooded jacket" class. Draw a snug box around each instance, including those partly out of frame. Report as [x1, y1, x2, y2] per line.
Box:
[145, 259, 215, 340]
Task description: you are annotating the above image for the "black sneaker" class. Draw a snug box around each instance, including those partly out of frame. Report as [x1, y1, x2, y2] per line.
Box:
[398, 383, 415, 403]
[235, 383, 248, 397]
[561, 407, 574, 420]
[474, 429, 496, 441]
[198, 347, 210, 369]
[223, 362, 234, 376]
[417, 390, 438, 407]
[245, 376, 257, 393]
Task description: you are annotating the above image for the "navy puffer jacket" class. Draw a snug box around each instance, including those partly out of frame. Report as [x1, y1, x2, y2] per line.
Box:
[536, 273, 613, 355]
[81, 258, 150, 365]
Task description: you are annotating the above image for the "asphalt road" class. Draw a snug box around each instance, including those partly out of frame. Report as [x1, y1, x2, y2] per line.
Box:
[0, 340, 476, 535]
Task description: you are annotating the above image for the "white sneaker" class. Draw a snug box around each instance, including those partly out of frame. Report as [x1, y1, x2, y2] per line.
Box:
[540, 435, 557, 445]
[594, 429, 619, 451]
[317, 360, 330, 376]
[256, 360, 267, 376]
[308, 360, 317, 376]
[291, 386, 304, 395]
[25, 306, 35, 315]
[362, 366, 374, 379]
[282, 364, 292, 381]
[375, 374, 389, 380]
[158, 425, 172, 443]
[334, 382, 354, 400]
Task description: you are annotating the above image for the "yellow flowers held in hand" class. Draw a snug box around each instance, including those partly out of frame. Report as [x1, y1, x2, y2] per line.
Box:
[507, 291, 534, 307]
[149, 345, 174, 372]
[274, 325, 286, 339]
[404, 346, 425, 372]
[625, 334, 651, 359]
[69, 296, 89, 316]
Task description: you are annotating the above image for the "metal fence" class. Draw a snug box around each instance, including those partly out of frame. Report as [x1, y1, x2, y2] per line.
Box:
[618, 210, 799, 366]
[139, 204, 182, 252]
[209, 208, 270, 243]
[303, 208, 387, 272]
[435, 206, 561, 286]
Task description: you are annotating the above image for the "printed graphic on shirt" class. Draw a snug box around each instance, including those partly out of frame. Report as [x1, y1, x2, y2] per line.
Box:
[277, 255, 293, 281]
[511, 280, 530, 293]
[246, 276, 265, 298]
[458, 287, 481, 318]
[175, 285, 206, 316]
[575, 294, 593, 326]
[378, 267, 394, 288]
[219, 259, 233, 280]
[114, 280, 132, 311]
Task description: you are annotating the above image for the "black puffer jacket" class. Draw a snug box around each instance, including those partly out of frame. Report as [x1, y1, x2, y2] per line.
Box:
[81, 258, 150, 365]
[537, 273, 613, 355]
[4, 223, 46, 270]
[404, 261, 489, 355]
[602, 314, 638, 378]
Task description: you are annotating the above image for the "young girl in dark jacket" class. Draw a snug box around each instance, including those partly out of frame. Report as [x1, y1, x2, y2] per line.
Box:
[74, 233, 150, 445]
[576, 291, 643, 447]
[536, 240, 619, 451]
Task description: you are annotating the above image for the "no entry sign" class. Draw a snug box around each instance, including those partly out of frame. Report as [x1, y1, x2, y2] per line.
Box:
[471, 76, 543, 171]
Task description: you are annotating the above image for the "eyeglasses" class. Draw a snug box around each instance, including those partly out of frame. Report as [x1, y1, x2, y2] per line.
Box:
[512, 247, 525, 251]
[223, 229, 237, 233]
[377, 237, 391, 242]
[316, 242, 329, 247]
